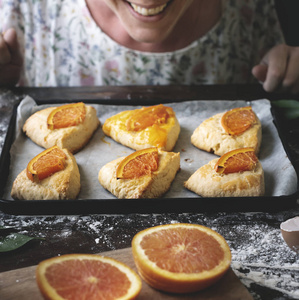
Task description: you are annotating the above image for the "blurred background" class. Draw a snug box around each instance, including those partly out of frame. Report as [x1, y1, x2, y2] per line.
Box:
[275, 0, 299, 46]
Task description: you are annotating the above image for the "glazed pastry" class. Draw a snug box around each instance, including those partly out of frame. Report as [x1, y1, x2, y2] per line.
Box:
[11, 146, 80, 200]
[102, 104, 180, 151]
[98, 148, 180, 199]
[23, 102, 100, 153]
[184, 148, 264, 197]
[191, 107, 261, 156]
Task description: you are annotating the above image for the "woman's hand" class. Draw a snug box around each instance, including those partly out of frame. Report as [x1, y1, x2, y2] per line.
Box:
[252, 44, 299, 94]
[0, 28, 23, 86]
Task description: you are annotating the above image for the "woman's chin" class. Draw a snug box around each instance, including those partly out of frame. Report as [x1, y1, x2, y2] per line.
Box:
[127, 28, 170, 45]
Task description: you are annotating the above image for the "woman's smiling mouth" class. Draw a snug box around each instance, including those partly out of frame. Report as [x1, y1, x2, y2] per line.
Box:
[128, 2, 169, 16]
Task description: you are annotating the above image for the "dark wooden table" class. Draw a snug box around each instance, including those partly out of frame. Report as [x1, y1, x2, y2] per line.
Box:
[0, 84, 299, 300]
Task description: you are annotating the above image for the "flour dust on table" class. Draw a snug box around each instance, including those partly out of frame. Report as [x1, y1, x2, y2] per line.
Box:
[0, 212, 298, 299]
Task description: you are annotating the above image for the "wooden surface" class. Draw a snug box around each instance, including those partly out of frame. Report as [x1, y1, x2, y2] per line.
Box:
[0, 247, 253, 300]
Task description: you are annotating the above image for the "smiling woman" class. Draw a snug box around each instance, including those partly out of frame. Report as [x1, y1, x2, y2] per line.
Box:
[1, 0, 299, 93]
[86, 0, 221, 52]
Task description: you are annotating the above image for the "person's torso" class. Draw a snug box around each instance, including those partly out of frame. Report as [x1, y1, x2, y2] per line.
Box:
[0, 0, 285, 86]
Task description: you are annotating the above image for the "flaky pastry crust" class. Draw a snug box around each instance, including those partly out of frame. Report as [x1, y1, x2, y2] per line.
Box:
[11, 148, 80, 200]
[102, 109, 180, 151]
[23, 105, 100, 153]
[98, 150, 180, 199]
[191, 111, 261, 156]
[184, 158, 265, 197]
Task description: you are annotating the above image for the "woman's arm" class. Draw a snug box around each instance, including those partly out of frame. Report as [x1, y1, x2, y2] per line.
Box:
[0, 28, 23, 86]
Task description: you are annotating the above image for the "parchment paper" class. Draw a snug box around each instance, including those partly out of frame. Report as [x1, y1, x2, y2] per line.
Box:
[3, 96, 297, 200]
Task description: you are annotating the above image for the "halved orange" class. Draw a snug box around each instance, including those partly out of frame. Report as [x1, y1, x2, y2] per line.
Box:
[221, 106, 256, 135]
[47, 102, 86, 130]
[214, 147, 258, 174]
[36, 254, 142, 300]
[116, 147, 159, 179]
[132, 223, 231, 294]
[26, 146, 67, 182]
[126, 104, 173, 131]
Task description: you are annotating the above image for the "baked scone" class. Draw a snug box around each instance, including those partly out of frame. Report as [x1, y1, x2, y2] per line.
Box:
[184, 148, 265, 197]
[23, 102, 100, 153]
[98, 148, 180, 199]
[191, 107, 261, 156]
[11, 146, 80, 200]
[102, 104, 180, 151]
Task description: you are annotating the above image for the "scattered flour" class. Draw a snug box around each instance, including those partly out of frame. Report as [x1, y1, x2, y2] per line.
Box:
[1, 212, 298, 299]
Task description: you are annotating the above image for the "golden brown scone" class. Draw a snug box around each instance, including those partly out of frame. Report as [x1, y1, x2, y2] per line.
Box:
[98, 150, 180, 199]
[102, 104, 180, 151]
[184, 158, 264, 197]
[11, 148, 80, 200]
[23, 104, 100, 153]
[191, 109, 261, 156]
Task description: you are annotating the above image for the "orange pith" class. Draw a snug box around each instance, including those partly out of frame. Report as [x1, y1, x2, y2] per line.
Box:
[132, 223, 231, 294]
[126, 104, 173, 131]
[47, 102, 86, 130]
[116, 148, 159, 180]
[36, 254, 142, 300]
[221, 106, 256, 135]
[214, 147, 258, 174]
[26, 146, 67, 182]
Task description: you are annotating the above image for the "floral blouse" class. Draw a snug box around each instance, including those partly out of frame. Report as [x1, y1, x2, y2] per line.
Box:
[0, 0, 285, 87]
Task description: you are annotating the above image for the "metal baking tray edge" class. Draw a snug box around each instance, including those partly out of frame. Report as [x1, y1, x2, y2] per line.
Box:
[0, 98, 298, 215]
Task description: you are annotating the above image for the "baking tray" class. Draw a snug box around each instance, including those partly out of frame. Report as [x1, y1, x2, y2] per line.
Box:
[0, 96, 298, 215]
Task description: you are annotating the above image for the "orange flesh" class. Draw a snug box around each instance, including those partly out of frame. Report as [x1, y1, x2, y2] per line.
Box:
[44, 259, 131, 300]
[221, 107, 256, 135]
[215, 148, 258, 174]
[26, 147, 67, 182]
[126, 104, 172, 132]
[47, 102, 86, 130]
[117, 150, 159, 179]
[140, 228, 224, 273]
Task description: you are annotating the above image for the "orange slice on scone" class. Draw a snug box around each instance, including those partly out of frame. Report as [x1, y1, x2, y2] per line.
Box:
[116, 147, 159, 179]
[47, 102, 86, 130]
[214, 147, 258, 174]
[36, 254, 142, 300]
[221, 106, 256, 136]
[132, 223, 232, 293]
[126, 104, 173, 131]
[26, 146, 67, 182]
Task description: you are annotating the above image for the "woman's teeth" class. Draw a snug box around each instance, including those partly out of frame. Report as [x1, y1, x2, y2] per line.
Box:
[130, 3, 167, 16]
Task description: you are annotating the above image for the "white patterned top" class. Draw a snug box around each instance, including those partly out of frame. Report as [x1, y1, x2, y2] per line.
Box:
[0, 0, 285, 87]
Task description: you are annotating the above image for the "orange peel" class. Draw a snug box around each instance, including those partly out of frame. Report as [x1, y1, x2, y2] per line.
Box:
[47, 102, 86, 130]
[214, 147, 258, 174]
[132, 223, 232, 294]
[221, 106, 256, 135]
[116, 147, 159, 179]
[26, 146, 67, 182]
[126, 104, 173, 131]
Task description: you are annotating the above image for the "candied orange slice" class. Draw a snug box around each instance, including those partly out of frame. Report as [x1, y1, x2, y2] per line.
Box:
[27, 146, 67, 182]
[116, 148, 159, 179]
[47, 102, 86, 130]
[214, 147, 258, 174]
[132, 223, 231, 293]
[126, 104, 173, 131]
[221, 106, 256, 135]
